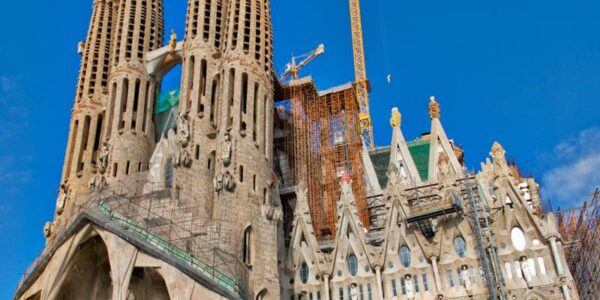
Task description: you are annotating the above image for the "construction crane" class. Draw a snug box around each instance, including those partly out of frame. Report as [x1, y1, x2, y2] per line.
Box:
[280, 44, 325, 81]
[349, 0, 375, 149]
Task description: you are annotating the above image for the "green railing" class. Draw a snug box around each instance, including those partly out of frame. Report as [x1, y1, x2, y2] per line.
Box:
[98, 202, 244, 297]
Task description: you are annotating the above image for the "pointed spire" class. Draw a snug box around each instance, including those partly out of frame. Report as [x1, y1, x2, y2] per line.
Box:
[429, 96, 440, 119]
[390, 107, 402, 128]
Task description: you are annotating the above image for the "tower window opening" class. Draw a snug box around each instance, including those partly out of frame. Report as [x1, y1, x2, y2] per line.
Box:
[113, 163, 118, 177]
[239, 165, 244, 182]
[203, 1, 211, 41]
[187, 56, 195, 111]
[253, 174, 256, 191]
[243, 0, 251, 53]
[226, 69, 235, 128]
[125, 161, 130, 175]
[252, 82, 258, 142]
[138, 162, 142, 172]
[66, 120, 80, 178]
[243, 226, 253, 266]
[200, 59, 207, 97]
[118, 78, 129, 131]
[210, 76, 220, 126]
[93, 113, 104, 152]
[231, 0, 240, 49]
[214, 0, 223, 48]
[142, 83, 150, 132]
[195, 145, 200, 160]
[254, 0, 261, 60]
[241, 73, 248, 114]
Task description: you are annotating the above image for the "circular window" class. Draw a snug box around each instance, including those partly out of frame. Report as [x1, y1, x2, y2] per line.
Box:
[511, 227, 526, 251]
[532, 239, 540, 246]
[348, 254, 358, 276]
[337, 270, 342, 277]
[400, 246, 411, 267]
[454, 236, 467, 258]
[299, 262, 309, 284]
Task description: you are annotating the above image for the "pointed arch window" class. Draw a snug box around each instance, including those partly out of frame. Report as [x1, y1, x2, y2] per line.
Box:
[347, 253, 358, 276]
[454, 236, 467, 258]
[399, 245, 411, 267]
[299, 262, 309, 284]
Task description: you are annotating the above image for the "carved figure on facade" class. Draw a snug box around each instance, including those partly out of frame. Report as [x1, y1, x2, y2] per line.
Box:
[221, 131, 232, 166]
[89, 174, 107, 192]
[404, 274, 415, 299]
[177, 111, 190, 147]
[97, 141, 110, 174]
[56, 183, 68, 215]
[461, 265, 473, 295]
[214, 170, 235, 192]
[521, 256, 534, 285]
[174, 148, 192, 168]
[43, 222, 53, 238]
[168, 29, 177, 54]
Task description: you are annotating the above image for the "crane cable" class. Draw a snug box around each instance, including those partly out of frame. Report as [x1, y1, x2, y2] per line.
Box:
[379, 0, 392, 85]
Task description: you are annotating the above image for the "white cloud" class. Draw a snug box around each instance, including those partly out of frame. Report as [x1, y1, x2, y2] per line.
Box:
[541, 128, 600, 208]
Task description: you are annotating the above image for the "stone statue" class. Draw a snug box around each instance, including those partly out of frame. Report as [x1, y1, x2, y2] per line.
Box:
[405, 275, 415, 300]
[168, 29, 177, 54]
[350, 283, 359, 300]
[43, 222, 53, 238]
[461, 265, 473, 294]
[223, 170, 235, 191]
[221, 131, 232, 166]
[89, 174, 107, 192]
[213, 171, 224, 192]
[177, 111, 190, 147]
[521, 257, 533, 284]
[97, 141, 110, 174]
[214, 170, 235, 192]
[56, 183, 68, 215]
[175, 149, 192, 168]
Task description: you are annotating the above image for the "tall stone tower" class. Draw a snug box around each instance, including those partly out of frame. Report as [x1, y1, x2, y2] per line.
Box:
[56, 0, 116, 229]
[176, 0, 280, 297]
[104, 0, 164, 182]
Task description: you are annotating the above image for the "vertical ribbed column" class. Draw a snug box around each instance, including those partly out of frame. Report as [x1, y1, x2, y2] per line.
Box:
[176, 0, 227, 220]
[105, 0, 164, 183]
[56, 0, 114, 231]
[212, 0, 279, 297]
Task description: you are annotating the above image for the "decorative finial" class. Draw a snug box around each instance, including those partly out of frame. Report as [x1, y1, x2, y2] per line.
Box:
[490, 141, 506, 162]
[390, 107, 401, 128]
[168, 29, 177, 54]
[429, 96, 440, 119]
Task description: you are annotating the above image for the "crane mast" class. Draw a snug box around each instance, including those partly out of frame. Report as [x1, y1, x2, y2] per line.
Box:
[349, 0, 375, 149]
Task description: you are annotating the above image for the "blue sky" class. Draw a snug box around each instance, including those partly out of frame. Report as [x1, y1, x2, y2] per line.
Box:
[1, 0, 599, 297]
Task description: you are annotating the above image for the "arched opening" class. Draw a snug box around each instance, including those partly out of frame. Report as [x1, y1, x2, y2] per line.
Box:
[56, 236, 112, 299]
[256, 288, 268, 300]
[154, 65, 181, 141]
[126, 267, 170, 300]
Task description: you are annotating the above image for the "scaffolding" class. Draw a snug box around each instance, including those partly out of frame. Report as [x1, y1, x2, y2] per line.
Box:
[274, 79, 368, 241]
[556, 188, 600, 298]
[17, 172, 247, 298]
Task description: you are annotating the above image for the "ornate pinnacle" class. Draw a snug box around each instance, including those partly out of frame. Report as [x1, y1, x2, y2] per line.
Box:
[390, 107, 402, 128]
[429, 96, 440, 119]
[168, 29, 177, 54]
[490, 141, 506, 161]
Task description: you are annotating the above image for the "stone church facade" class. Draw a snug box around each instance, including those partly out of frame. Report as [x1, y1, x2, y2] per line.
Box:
[14, 0, 578, 300]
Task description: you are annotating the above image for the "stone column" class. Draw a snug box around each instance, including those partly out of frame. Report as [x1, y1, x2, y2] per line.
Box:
[430, 256, 442, 295]
[323, 274, 330, 300]
[548, 237, 571, 300]
[375, 266, 384, 300]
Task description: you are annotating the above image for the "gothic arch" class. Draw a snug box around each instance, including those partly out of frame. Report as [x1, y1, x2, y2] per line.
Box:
[126, 267, 170, 300]
[54, 235, 113, 300]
